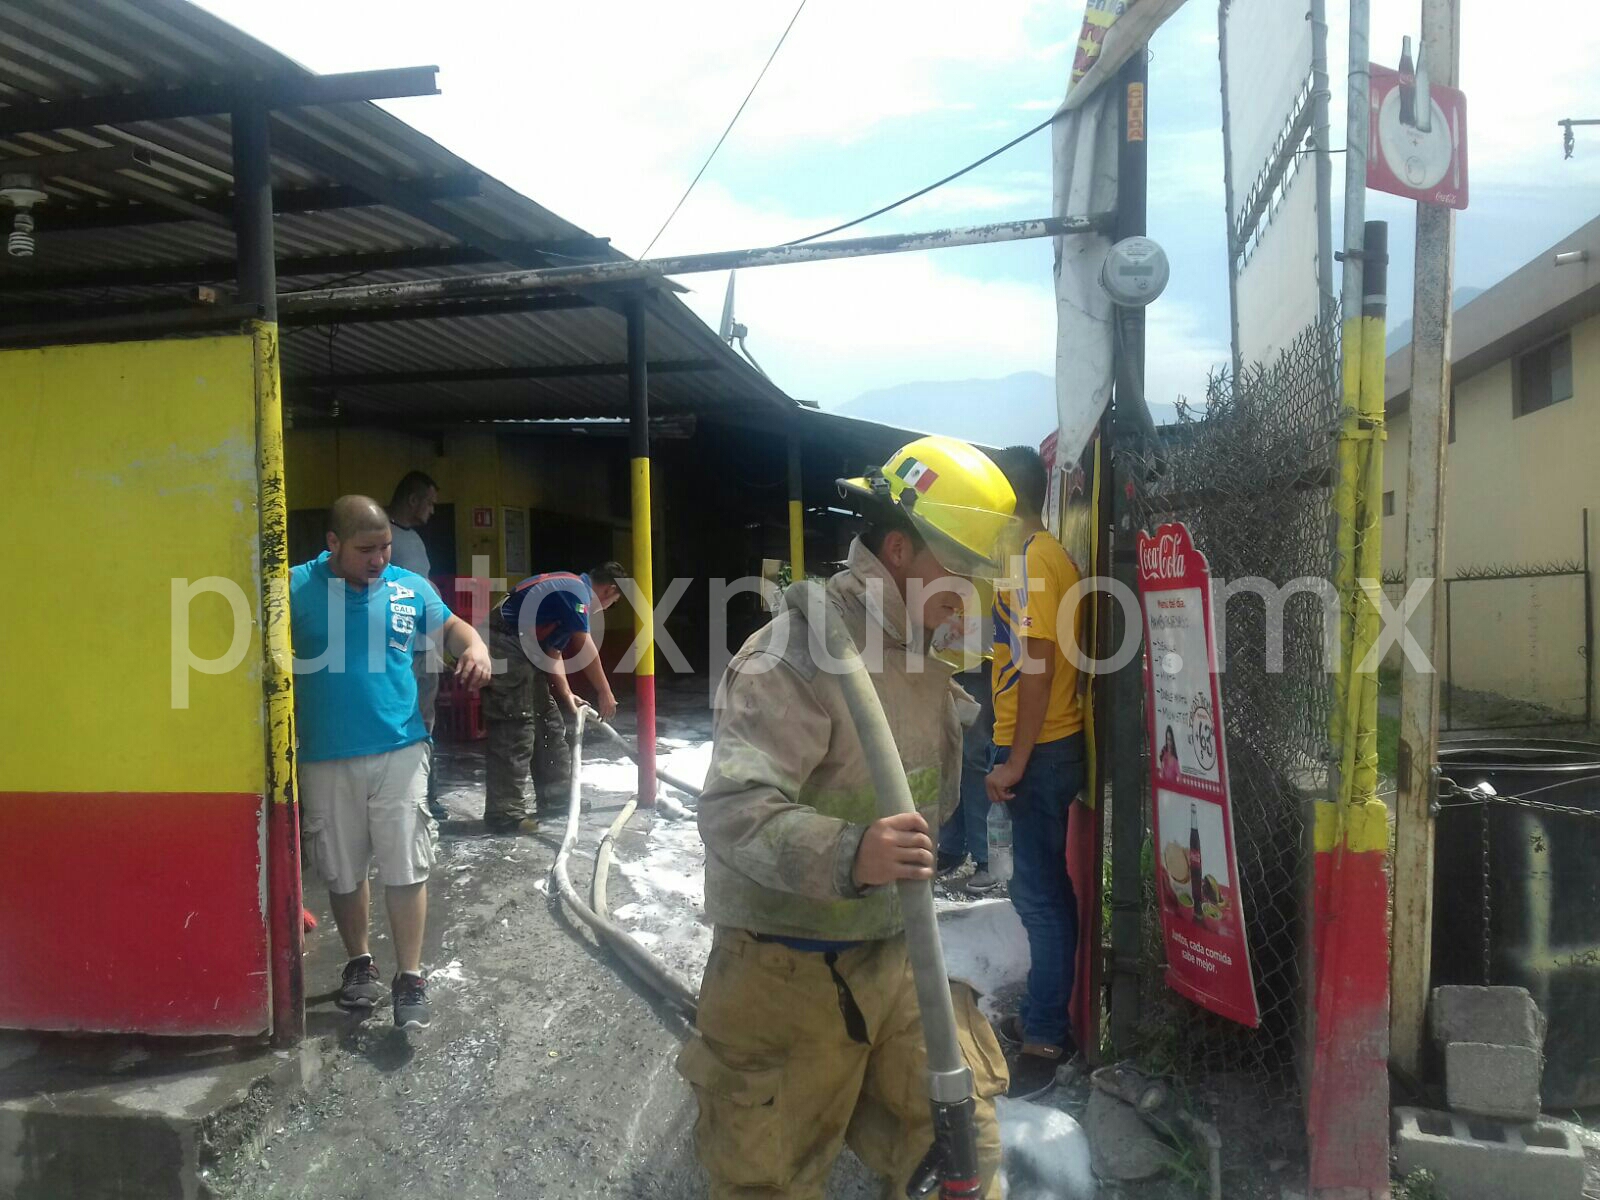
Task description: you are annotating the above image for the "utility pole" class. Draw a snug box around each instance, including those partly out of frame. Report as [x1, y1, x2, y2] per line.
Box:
[1393, 0, 1461, 1078]
[1106, 43, 1149, 1056]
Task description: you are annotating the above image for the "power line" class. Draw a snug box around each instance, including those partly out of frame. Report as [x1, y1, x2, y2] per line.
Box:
[784, 106, 1064, 246]
[640, 0, 809, 258]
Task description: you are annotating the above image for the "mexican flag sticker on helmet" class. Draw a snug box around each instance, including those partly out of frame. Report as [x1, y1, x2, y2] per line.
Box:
[894, 458, 940, 493]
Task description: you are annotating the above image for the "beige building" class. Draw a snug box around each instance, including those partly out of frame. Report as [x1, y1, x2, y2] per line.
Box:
[1383, 216, 1600, 722]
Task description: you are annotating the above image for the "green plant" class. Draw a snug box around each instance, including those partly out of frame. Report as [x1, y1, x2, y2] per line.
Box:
[1378, 659, 1401, 695]
[1377, 709, 1400, 779]
[1393, 1168, 1448, 1200]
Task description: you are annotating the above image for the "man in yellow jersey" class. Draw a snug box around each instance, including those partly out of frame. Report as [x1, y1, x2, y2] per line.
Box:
[985, 444, 1087, 1094]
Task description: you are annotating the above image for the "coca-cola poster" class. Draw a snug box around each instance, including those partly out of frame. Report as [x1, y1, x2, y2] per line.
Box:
[1137, 522, 1260, 1028]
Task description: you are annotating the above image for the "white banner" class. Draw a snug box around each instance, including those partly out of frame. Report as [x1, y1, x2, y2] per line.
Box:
[1052, 0, 1189, 468]
[1222, 0, 1313, 226]
[1235, 166, 1320, 370]
[1052, 85, 1120, 470]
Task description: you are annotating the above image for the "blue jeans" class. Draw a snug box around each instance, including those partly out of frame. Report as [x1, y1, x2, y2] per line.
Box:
[940, 671, 993, 869]
[995, 732, 1085, 1049]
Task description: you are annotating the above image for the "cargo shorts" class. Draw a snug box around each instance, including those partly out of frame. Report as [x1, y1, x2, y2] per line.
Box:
[299, 740, 433, 894]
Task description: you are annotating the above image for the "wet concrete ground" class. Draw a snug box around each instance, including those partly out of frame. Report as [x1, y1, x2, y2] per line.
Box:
[218, 695, 881, 1200]
[215, 683, 1299, 1199]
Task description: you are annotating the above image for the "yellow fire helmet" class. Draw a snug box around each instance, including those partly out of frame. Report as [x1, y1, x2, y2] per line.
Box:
[839, 435, 1022, 580]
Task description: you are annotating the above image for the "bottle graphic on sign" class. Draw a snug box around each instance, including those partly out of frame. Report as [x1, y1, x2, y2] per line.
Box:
[1189, 803, 1204, 925]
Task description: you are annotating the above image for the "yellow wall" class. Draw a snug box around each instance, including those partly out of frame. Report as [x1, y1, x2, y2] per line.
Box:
[1382, 312, 1600, 712]
[0, 336, 266, 793]
[283, 427, 625, 584]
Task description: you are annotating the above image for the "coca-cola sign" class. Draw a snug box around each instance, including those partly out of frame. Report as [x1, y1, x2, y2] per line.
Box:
[1137, 520, 1260, 1028]
[1138, 530, 1188, 582]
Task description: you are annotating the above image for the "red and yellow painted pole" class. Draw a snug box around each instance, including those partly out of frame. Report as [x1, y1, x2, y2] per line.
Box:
[787, 435, 805, 580]
[628, 299, 657, 805]
[254, 319, 304, 1046]
[233, 104, 304, 1046]
[1309, 221, 1390, 1196]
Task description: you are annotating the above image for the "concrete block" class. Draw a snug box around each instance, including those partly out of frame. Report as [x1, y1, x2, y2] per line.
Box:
[0, 1033, 323, 1200]
[1392, 1107, 1584, 1200]
[1431, 985, 1547, 1052]
[1445, 1041, 1544, 1121]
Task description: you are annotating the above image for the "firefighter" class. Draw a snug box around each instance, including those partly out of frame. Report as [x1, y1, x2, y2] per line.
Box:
[680, 435, 1019, 1198]
[484, 564, 626, 832]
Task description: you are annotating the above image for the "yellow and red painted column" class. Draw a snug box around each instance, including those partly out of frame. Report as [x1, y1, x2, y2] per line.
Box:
[254, 319, 303, 1046]
[628, 298, 657, 805]
[1309, 221, 1391, 1197]
[234, 105, 304, 1044]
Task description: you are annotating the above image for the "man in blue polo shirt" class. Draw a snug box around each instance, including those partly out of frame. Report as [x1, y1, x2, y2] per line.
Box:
[484, 563, 626, 832]
[290, 495, 490, 1030]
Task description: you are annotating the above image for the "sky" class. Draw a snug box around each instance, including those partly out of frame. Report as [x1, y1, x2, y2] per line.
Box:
[193, 0, 1600, 419]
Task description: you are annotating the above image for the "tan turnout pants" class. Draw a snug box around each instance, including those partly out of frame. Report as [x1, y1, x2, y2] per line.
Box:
[678, 928, 1008, 1199]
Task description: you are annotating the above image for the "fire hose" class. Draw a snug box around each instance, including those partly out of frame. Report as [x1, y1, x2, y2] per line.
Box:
[549, 580, 982, 1199]
[550, 704, 699, 1015]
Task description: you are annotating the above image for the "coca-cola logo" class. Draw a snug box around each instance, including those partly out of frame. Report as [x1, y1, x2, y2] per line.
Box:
[1140, 531, 1187, 581]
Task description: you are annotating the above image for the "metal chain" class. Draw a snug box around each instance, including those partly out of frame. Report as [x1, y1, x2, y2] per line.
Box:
[1479, 799, 1492, 985]
[1436, 776, 1600, 821]
[1433, 775, 1600, 985]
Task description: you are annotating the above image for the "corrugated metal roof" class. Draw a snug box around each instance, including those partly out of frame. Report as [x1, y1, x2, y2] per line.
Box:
[0, 0, 796, 425]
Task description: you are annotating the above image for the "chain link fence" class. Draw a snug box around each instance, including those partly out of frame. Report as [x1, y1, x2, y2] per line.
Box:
[1121, 312, 1342, 1137]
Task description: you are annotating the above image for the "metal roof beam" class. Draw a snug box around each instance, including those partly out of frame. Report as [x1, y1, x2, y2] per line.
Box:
[0, 242, 609, 293]
[278, 215, 1105, 314]
[39, 176, 482, 233]
[0, 66, 441, 136]
[279, 293, 592, 328]
[295, 359, 717, 388]
[0, 291, 594, 327]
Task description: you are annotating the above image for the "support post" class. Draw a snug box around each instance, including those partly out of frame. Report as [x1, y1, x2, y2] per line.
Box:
[234, 108, 300, 1046]
[628, 298, 657, 806]
[1106, 45, 1148, 1057]
[1307, 0, 1391, 1176]
[232, 106, 276, 320]
[1392, 0, 1461, 1079]
[787, 436, 805, 581]
[1309, 0, 1338, 320]
[1216, 1, 1245, 383]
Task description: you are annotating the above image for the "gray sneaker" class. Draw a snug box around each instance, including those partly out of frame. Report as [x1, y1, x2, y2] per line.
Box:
[336, 955, 383, 1011]
[965, 869, 1000, 894]
[393, 972, 431, 1030]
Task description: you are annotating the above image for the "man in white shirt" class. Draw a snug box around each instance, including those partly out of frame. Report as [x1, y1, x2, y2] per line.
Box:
[388, 472, 447, 822]
[388, 471, 436, 577]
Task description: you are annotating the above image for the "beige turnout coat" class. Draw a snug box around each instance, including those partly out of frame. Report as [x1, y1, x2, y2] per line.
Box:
[698, 538, 971, 942]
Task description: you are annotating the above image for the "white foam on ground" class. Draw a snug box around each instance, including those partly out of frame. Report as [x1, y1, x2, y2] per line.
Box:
[579, 740, 713, 803]
[428, 959, 470, 987]
[612, 815, 713, 986]
[937, 898, 1032, 1018]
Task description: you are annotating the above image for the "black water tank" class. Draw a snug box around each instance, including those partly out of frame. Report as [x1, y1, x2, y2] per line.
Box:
[1431, 739, 1600, 1108]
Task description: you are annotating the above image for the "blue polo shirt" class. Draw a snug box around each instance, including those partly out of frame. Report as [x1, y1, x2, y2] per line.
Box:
[289, 552, 450, 763]
[499, 572, 594, 657]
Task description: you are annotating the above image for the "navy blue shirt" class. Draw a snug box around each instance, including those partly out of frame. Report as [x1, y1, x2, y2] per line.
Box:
[499, 572, 594, 656]
[289, 553, 449, 762]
